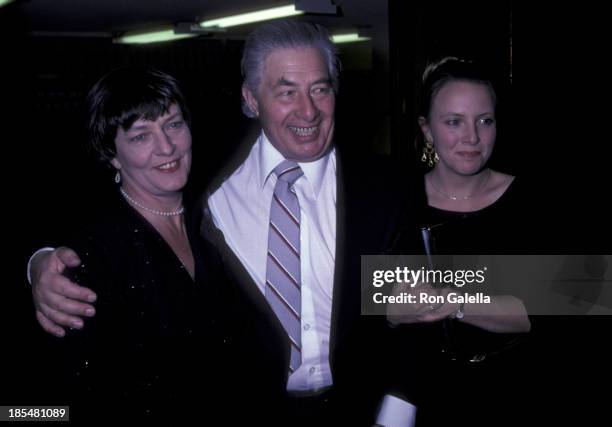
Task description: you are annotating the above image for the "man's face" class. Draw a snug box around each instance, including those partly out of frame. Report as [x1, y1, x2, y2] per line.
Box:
[243, 47, 335, 162]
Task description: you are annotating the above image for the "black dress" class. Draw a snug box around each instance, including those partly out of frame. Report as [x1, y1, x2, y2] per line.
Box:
[58, 194, 241, 423]
[389, 177, 534, 427]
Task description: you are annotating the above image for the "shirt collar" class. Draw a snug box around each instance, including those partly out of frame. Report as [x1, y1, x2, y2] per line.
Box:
[257, 131, 333, 199]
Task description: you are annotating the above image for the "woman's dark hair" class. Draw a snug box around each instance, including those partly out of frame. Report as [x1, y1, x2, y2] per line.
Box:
[87, 67, 191, 164]
[418, 57, 497, 119]
[416, 57, 499, 168]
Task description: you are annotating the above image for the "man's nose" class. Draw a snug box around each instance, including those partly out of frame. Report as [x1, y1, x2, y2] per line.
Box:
[297, 93, 318, 121]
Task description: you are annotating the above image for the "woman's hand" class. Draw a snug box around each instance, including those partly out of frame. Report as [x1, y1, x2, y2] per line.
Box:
[386, 281, 459, 326]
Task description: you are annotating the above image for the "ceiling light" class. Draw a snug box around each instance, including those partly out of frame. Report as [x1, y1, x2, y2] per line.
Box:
[200, 4, 303, 29]
[331, 33, 371, 44]
[295, 0, 337, 14]
[114, 28, 197, 45]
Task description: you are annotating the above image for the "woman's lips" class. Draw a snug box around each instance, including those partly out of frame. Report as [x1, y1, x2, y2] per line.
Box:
[155, 159, 180, 173]
[456, 151, 480, 158]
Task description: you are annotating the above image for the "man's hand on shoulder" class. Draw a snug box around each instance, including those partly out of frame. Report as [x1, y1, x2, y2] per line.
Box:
[31, 247, 97, 337]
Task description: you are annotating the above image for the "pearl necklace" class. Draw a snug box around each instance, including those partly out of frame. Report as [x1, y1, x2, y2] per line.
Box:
[120, 187, 184, 216]
[429, 170, 491, 201]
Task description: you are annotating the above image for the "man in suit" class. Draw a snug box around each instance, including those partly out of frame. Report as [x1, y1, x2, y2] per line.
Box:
[29, 20, 417, 426]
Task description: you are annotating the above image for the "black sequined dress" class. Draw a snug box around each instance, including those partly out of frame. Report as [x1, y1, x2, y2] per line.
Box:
[59, 194, 235, 422]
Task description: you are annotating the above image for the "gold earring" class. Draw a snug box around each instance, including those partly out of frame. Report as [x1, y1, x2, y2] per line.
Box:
[421, 140, 439, 167]
[114, 171, 121, 184]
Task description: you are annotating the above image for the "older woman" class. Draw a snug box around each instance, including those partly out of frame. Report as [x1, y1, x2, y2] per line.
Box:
[33, 67, 282, 422]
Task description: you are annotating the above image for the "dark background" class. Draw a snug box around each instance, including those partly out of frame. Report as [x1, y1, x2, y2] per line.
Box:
[2, 0, 610, 423]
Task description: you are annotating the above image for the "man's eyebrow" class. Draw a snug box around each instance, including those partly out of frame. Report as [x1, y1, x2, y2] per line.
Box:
[311, 77, 332, 86]
[274, 77, 298, 87]
[273, 76, 332, 88]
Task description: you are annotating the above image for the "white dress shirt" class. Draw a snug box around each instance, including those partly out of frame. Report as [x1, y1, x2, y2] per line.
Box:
[207, 132, 415, 426]
[29, 130, 415, 426]
[208, 132, 336, 392]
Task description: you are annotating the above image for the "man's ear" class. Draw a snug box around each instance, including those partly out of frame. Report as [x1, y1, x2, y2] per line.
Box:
[242, 85, 259, 117]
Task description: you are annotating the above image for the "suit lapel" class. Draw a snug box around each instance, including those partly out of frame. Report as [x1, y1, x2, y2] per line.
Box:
[328, 149, 408, 374]
[199, 201, 291, 369]
[330, 152, 346, 365]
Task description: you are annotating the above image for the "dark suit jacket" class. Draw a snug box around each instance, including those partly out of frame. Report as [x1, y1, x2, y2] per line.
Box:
[198, 143, 421, 425]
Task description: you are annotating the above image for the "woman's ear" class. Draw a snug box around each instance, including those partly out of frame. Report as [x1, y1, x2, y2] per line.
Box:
[418, 116, 432, 143]
[110, 158, 121, 170]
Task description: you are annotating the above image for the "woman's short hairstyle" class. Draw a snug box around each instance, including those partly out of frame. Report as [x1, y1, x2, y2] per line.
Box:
[87, 67, 191, 164]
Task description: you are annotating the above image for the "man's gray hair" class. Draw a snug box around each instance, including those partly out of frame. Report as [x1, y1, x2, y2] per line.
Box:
[241, 19, 341, 118]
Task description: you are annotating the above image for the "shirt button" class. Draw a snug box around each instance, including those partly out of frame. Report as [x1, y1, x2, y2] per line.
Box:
[303, 323, 311, 331]
[309, 366, 316, 375]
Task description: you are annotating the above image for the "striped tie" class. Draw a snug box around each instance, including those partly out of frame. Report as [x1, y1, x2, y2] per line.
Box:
[266, 160, 304, 374]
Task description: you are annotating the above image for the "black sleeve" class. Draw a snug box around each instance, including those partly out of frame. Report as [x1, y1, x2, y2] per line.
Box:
[56, 228, 129, 419]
